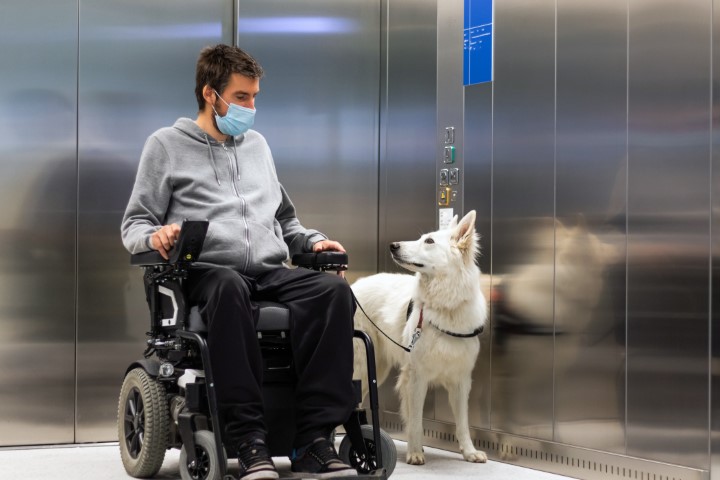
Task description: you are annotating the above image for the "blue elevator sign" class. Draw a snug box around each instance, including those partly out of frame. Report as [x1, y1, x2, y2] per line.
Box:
[464, 0, 493, 85]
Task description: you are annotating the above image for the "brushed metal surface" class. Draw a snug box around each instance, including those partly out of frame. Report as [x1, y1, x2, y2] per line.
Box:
[236, 0, 380, 284]
[627, 0, 711, 469]
[382, 413, 709, 480]
[713, 1, 720, 477]
[462, 83, 493, 430]
[376, 0, 438, 418]
[490, 0, 556, 440]
[378, 0, 438, 275]
[436, 0, 465, 220]
[0, 0, 77, 446]
[76, 0, 233, 442]
[554, 0, 627, 453]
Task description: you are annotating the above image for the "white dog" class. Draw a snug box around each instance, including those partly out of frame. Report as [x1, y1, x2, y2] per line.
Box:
[351, 210, 488, 465]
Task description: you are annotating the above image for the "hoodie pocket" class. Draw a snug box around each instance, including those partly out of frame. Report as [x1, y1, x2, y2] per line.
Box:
[201, 217, 248, 267]
[246, 220, 289, 266]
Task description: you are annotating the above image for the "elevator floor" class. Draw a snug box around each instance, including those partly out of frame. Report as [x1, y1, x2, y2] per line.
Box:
[0, 438, 576, 480]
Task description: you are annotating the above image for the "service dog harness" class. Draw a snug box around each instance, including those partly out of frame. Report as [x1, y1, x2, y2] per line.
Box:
[406, 300, 484, 351]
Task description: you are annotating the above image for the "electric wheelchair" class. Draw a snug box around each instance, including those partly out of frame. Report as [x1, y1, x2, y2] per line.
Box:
[118, 220, 396, 480]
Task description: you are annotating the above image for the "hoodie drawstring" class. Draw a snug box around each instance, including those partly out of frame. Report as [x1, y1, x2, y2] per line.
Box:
[203, 134, 221, 186]
[232, 136, 240, 180]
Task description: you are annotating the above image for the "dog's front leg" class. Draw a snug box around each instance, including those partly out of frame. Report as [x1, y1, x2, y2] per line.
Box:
[398, 365, 428, 465]
[448, 381, 487, 463]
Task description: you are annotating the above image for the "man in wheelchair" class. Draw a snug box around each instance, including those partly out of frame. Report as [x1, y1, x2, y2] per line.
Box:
[121, 44, 357, 479]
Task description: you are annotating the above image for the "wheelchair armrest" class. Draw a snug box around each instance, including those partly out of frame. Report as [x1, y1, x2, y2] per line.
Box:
[129, 220, 209, 267]
[292, 252, 348, 271]
[130, 250, 166, 266]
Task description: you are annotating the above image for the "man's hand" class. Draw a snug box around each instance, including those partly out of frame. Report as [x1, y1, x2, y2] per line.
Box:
[151, 223, 181, 260]
[312, 239, 347, 277]
[312, 239, 346, 253]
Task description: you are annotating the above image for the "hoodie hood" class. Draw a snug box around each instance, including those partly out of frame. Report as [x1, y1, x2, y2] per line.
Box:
[172, 117, 242, 186]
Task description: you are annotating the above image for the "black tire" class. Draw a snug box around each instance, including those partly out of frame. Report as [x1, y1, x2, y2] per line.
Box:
[118, 368, 169, 478]
[338, 425, 397, 477]
[179, 430, 227, 480]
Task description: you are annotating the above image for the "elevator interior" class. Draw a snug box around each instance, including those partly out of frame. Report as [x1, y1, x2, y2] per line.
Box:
[1, 1, 720, 480]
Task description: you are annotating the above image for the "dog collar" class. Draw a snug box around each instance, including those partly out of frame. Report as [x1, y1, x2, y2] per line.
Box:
[407, 300, 484, 341]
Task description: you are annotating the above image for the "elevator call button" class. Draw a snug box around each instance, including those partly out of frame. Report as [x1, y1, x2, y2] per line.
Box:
[438, 187, 452, 206]
[443, 146, 455, 164]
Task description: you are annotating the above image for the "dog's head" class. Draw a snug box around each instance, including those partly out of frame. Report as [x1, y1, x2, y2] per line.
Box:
[389, 210, 479, 275]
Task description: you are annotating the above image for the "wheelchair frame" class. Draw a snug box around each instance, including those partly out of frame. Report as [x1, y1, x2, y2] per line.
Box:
[119, 221, 394, 480]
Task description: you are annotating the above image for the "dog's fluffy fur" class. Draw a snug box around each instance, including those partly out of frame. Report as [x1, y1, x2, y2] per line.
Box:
[351, 211, 488, 465]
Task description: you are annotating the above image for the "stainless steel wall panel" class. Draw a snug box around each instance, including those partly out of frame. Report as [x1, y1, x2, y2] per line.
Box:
[461, 82, 492, 429]
[236, 0, 380, 283]
[554, 0, 627, 453]
[76, 0, 233, 441]
[713, 0, 720, 476]
[379, 0, 438, 275]
[0, 0, 77, 446]
[377, 0, 438, 416]
[627, 0, 711, 469]
[490, 0, 556, 440]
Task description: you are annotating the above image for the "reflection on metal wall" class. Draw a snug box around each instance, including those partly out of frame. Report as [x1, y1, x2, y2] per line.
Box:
[0, 0, 77, 446]
[379, 0, 438, 274]
[490, 0, 556, 440]
[236, 0, 380, 283]
[76, 0, 233, 441]
[376, 0, 438, 416]
[554, 0, 627, 454]
[437, 0, 715, 476]
[627, 0, 710, 469]
[713, 1, 720, 479]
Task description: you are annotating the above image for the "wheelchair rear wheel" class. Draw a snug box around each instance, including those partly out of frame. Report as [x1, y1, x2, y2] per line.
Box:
[338, 425, 397, 477]
[118, 368, 169, 478]
[179, 430, 227, 480]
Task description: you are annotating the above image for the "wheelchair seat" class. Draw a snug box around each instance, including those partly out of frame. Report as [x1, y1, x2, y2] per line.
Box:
[186, 301, 290, 334]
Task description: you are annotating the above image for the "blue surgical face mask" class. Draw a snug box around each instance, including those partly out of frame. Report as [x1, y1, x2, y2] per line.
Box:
[212, 89, 255, 136]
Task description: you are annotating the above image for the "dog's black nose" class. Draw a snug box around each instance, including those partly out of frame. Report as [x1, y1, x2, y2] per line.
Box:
[390, 242, 400, 252]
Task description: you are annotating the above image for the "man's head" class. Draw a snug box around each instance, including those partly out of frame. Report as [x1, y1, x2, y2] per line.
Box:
[195, 44, 264, 112]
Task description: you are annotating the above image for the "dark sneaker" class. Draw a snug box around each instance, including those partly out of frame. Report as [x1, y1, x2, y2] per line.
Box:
[291, 437, 358, 478]
[236, 438, 279, 480]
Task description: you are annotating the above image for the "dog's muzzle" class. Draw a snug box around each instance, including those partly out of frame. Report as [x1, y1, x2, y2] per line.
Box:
[389, 245, 424, 268]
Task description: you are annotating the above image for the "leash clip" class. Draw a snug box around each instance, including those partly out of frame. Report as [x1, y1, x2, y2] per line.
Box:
[408, 328, 422, 351]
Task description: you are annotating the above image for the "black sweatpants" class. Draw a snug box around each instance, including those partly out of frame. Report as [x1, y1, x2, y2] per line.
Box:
[185, 265, 356, 451]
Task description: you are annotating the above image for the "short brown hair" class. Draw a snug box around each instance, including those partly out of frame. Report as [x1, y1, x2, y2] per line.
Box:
[194, 44, 264, 111]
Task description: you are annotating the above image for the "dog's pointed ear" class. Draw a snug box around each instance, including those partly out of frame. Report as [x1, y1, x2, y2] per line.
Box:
[448, 214, 460, 230]
[452, 210, 478, 255]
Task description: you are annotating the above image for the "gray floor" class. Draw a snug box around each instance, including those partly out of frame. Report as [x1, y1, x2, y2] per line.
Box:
[0, 439, 577, 480]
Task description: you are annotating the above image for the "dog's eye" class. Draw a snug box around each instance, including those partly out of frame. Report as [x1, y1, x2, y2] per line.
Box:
[424, 238, 434, 245]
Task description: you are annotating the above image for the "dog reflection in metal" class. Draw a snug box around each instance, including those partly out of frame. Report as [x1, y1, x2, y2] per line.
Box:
[351, 210, 488, 465]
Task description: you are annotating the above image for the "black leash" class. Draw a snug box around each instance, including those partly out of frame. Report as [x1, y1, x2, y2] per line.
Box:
[351, 292, 484, 354]
[351, 292, 412, 353]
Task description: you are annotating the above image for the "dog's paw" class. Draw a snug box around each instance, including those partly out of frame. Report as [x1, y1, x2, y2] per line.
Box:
[463, 449, 488, 463]
[406, 452, 426, 465]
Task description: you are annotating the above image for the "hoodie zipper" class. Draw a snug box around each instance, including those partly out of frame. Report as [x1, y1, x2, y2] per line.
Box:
[221, 142, 251, 271]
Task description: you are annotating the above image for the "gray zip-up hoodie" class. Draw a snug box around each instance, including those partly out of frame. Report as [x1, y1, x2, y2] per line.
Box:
[121, 118, 326, 275]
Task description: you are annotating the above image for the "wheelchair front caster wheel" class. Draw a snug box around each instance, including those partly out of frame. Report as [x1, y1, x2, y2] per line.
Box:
[118, 368, 169, 478]
[338, 425, 397, 477]
[179, 430, 227, 480]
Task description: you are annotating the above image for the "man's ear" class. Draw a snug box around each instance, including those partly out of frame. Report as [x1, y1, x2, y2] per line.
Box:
[452, 210, 477, 253]
[203, 85, 216, 105]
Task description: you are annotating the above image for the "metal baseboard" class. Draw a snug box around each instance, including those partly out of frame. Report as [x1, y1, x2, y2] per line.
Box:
[380, 413, 707, 480]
